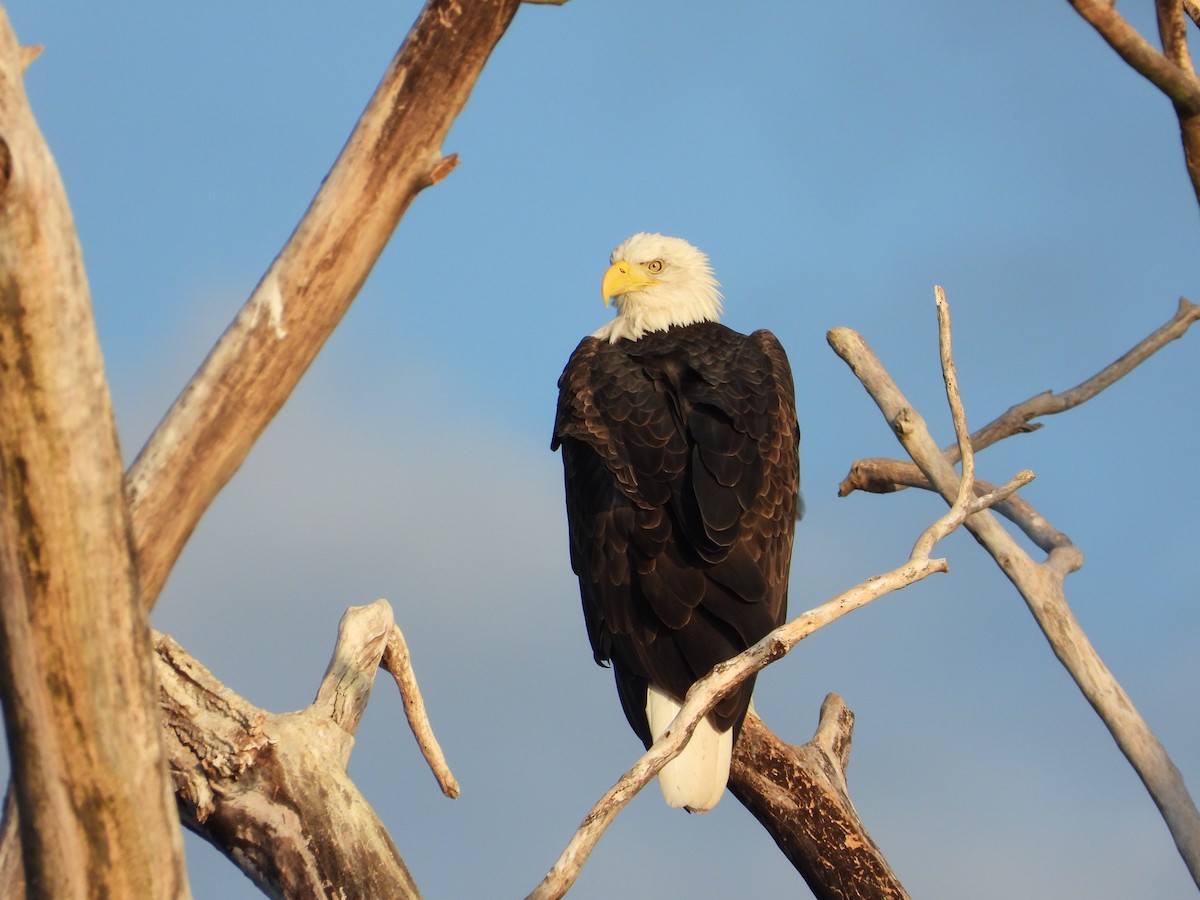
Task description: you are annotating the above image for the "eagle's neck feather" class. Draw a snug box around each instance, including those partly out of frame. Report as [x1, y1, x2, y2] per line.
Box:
[592, 284, 722, 343]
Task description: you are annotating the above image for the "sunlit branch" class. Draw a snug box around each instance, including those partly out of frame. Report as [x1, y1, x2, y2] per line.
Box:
[840, 297, 1200, 498]
[829, 293, 1200, 887]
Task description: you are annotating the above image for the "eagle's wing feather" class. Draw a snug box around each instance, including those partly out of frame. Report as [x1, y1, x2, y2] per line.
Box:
[553, 323, 798, 743]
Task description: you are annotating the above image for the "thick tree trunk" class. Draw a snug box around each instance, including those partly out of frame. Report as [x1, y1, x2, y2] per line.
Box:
[0, 10, 189, 897]
[0, 0, 523, 894]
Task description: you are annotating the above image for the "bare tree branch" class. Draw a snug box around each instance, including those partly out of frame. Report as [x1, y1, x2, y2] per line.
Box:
[1067, 0, 1200, 203]
[125, 0, 523, 610]
[729, 702, 910, 900]
[6, 599, 457, 899]
[381, 616, 461, 799]
[1158, 0, 1197, 74]
[840, 297, 1200, 497]
[841, 465, 1078, 561]
[528, 291, 1039, 899]
[829, 296, 1200, 887]
[525, 555, 948, 900]
[159, 599, 454, 897]
[1186, 0, 1200, 30]
[0, 10, 189, 897]
[312, 600, 459, 798]
[1067, 0, 1200, 110]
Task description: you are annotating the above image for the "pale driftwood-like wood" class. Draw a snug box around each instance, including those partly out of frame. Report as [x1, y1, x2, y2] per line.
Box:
[0, 10, 189, 899]
[841, 466, 1078, 561]
[312, 601, 397, 750]
[158, 608, 443, 900]
[0, 1, 526, 893]
[125, 0, 523, 609]
[380, 615, 461, 799]
[840, 297, 1200, 500]
[717, 291, 998, 900]
[729, 701, 909, 900]
[829, 312, 1200, 887]
[314, 600, 459, 797]
[526, 491, 1030, 899]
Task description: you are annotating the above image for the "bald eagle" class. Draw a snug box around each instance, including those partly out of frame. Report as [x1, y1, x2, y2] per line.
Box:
[552, 233, 800, 812]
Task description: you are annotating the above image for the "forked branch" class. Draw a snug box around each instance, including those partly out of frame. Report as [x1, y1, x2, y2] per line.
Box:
[729, 700, 908, 900]
[840, 297, 1200, 499]
[164, 599, 456, 898]
[0, 11, 187, 896]
[315, 600, 459, 798]
[0, 3, 527, 892]
[830, 290, 1200, 887]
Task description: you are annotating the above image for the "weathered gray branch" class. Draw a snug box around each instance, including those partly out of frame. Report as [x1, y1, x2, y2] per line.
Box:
[0, 10, 189, 897]
[381, 618, 460, 799]
[125, 0, 523, 610]
[162, 600, 446, 899]
[526, 552, 952, 900]
[829, 294, 1200, 887]
[0, 0, 525, 894]
[840, 297, 1200, 499]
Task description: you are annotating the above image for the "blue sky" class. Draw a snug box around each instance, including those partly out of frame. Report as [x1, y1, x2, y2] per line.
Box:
[9, 2, 1200, 897]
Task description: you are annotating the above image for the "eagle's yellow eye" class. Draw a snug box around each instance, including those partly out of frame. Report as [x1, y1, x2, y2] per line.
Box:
[646, 259, 664, 274]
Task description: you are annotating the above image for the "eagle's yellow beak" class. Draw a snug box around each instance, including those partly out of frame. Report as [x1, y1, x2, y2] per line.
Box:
[601, 260, 659, 308]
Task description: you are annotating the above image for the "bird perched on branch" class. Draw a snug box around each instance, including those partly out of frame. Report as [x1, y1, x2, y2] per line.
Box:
[552, 233, 800, 811]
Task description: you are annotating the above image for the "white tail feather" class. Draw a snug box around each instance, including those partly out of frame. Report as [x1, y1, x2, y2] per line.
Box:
[645, 684, 732, 812]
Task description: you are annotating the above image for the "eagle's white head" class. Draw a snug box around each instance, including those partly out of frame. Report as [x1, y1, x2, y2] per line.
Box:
[592, 233, 723, 343]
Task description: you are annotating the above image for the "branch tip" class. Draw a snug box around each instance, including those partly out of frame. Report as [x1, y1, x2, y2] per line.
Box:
[1187, 0, 1200, 29]
[428, 153, 458, 185]
[381, 624, 460, 799]
[19, 44, 42, 72]
[813, 693, 855, 773]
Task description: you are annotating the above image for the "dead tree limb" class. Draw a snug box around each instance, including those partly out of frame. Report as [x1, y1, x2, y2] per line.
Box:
[829, 293, 1200, 887]
[125, 0, 523, 610]
[840, 297, 1200, 498]
[525, 551, 951, 900]
[1066, 0, 1200, 206]
[381, 620, 460, 799]
[729, 701, 907, 900]
[0, 10, 189, 897]
[162, 600, 444, 899]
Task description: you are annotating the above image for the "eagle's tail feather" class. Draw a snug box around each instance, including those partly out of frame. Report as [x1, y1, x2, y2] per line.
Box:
[646, 684, 732, 813]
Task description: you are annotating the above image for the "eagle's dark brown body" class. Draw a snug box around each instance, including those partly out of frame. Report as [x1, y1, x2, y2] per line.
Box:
[552, 320, 800, 749]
